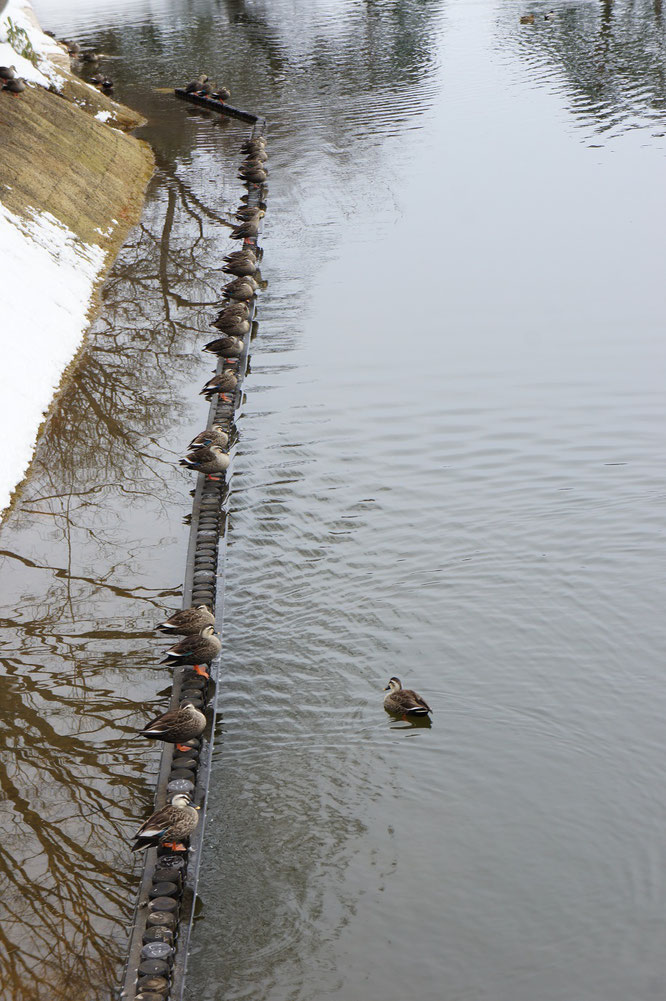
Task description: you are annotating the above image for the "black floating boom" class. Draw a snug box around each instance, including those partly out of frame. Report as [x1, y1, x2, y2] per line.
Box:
[120, 97, 266, 1001]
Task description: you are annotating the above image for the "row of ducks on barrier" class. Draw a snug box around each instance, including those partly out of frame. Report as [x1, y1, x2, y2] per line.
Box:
[134, 615, 433, 849]
[185, 73, 231, 102]
[131, 133, 268, 852]
[179, 135, 268, 479]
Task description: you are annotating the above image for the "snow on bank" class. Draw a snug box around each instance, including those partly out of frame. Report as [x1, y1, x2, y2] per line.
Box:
[0, 0, 65, 91]
[0, 200, 105, 512]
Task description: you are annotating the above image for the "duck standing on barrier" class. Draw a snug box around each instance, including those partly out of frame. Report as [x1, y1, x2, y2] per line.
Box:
[200, 371, 239, 398]
[131, 793, 199, 852]
[140, 702, 207, 751]
[158, 605, 215, 634]
[180, 443, 231, 479]
[160, 624, 222, 679]
[187, 424, 230, 450]
[222, 276, 258, 301]
[222, 257, 258, 277]
[204, 335, 244, 357]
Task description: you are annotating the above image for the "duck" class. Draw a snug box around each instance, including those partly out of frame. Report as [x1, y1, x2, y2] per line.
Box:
[244, 148, 268, 163]
[210, 315, 251, 337]
[223, 247, 257, 263]
[140, 702, 207, 750]
[544, 10, 555, 20]
[383, 677, 432, 717]
[222, 258, 258, 277]
[229, 219, 261, 240]
[241, 156, 269, 170]
[235, 206, 265, 222]
[222, 278, 258, 301]
[185, 74, 208, 93]
[0, 66, 16, 80]
[204, 335, 245, 357]
[180, 444, 231, 478]
[3, 78, 26, 93]
[213, 300, 251, 318]
[160, 624, 222, 678]
[213, 85, 231, 101]
[187, 424, 229, 450]
[157, 604, 215, 635]
[241, 137, 266, 155]
[238, 167, 268, 185]
[239, 159, 269, 175]
[519, 13, 535, 23]
[200, 370, 239, 398]
[131, 793, 199, 852]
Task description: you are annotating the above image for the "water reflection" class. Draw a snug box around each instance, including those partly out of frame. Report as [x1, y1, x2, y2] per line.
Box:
[505, 0, 666, 137]
[0, 131, 254, 997]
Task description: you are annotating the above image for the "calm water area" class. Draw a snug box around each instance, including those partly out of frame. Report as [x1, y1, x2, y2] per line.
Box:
[1, 0, 666, 998]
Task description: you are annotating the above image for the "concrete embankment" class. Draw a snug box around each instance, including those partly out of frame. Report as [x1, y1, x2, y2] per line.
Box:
[0, 0, 154, 515]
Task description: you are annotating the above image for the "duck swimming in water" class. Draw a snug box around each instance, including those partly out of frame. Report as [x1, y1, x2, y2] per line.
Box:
[383, 677, 432, 717]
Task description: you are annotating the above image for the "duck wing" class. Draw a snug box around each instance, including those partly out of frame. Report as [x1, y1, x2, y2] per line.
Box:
[402, 689, 432, 714]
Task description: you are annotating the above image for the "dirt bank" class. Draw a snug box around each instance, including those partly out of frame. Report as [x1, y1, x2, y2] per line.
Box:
[0, 0, 154, 515]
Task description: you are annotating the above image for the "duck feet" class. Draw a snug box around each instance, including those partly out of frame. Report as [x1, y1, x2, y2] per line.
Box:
[176, 743, 191, 752]
[192, 664, 211, 679]
[162, 841, 187, 852]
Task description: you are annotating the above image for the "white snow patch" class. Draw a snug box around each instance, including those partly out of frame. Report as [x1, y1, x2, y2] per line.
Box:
[0, 0, 65, 91]
[0, 201, 107, 513]
[94, 109, 113, 123]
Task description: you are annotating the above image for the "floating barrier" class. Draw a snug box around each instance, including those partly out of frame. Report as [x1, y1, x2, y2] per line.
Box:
[174, 87, 259, 123]
[120, 97, 266, 1001]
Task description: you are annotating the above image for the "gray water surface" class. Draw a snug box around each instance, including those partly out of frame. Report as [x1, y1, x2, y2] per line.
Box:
[3, 0, 666, 998]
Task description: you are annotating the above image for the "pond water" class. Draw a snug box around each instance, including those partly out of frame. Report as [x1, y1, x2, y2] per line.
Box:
[2, 0, 666, 999]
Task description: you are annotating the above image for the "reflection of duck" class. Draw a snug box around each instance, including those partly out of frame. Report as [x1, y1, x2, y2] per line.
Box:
[131, 793, 199, 852]
[187, 424, 229, 450]
[160, 624, 222, 677]
[140, 702, 207, 750]
[157, 605, 215, 635]
[200, 370, 239, 397]
[383, 677, 432, 717]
